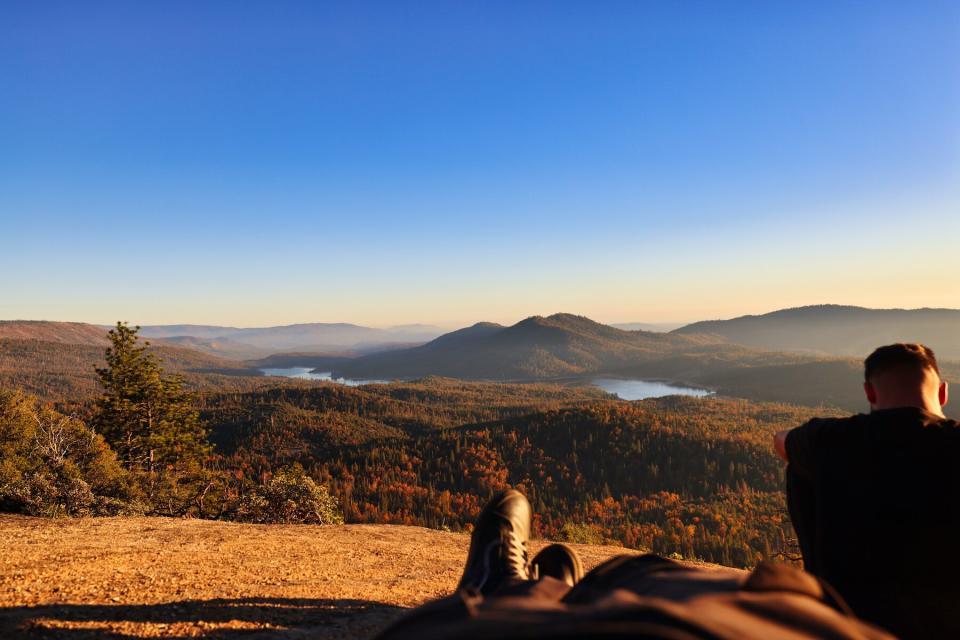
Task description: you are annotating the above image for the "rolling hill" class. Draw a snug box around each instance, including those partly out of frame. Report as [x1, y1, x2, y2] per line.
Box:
[331, 314, 732, 380]
[0, 320, 111, 345]
[152, 334, 276, 360]
[0, 330, 269, 407]
[138, 322, 447, 359]
[7, 311, 958, 416]
[0, 321, 257, 372]
[329, 312, 960, 416]
[673, 305, 960, 360]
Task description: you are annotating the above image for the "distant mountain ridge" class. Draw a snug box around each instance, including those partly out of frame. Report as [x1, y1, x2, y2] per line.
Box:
[673, 305, 960, 360]
[332, 313, 730, 380]
[8, 308, 960, 415]
[137, 322, 447, 359]
[0, 319, 449, 364]
[0, 321, 111, 345]
[0, 337, 264, 405]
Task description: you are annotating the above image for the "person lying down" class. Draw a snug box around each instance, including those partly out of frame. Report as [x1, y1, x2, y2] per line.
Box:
[375, 490, 892, 640]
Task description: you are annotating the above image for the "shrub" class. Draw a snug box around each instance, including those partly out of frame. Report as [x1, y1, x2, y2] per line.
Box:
[557, 522, 606, 545]
[237, 464, 343, 525]
[0, 389, 138, 517]
[1, 473, 95, 517]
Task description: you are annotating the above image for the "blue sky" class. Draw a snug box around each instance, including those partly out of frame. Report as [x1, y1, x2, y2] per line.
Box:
[2, 1, 958, 327]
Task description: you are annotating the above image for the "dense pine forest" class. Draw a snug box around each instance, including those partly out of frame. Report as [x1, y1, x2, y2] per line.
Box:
[206, 386, 829, 566]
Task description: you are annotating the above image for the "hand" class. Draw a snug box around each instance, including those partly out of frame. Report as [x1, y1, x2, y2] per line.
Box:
[773, 430, 790, 462]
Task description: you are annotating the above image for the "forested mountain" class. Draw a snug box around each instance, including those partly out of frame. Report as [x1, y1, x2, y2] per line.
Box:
[7, 313, 958, 418]
[152, 335, 274, 361]
[698, 359, 866, 411]
[333, 314, 732, 380]
[330, 313, 900, 413]
[609, 353, 958, 418]
[0, 321, 272, 361]
[0, 338, 268, 409]
[674, 305, 960, 359]
[0, 320, 443, 362]
[205, 379, 828, 566]
[0, 321, 111, 345]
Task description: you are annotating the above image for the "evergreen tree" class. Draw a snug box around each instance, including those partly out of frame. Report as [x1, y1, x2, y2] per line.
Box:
[93, 322, 210, 491]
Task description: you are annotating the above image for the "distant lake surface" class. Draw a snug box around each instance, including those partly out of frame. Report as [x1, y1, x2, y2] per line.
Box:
[260, 367, 387, 386]
[591, 378, 713, 401]
[261, 368, 710, 399]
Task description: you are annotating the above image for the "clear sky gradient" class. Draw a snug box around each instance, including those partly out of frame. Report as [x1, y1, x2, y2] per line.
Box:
[2, 1, 958, 327]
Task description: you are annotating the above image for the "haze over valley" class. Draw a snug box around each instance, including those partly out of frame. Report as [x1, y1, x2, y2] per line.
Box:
[4, 304, 958, 417]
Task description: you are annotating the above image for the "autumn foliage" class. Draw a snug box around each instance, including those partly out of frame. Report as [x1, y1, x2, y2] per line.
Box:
[206, 383, 833, 566]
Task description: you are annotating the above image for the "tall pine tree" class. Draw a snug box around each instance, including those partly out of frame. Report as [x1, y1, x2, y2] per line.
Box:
[93, 323, 210, 489]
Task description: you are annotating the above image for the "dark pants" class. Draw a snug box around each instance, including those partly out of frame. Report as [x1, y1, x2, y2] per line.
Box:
[786, 465, 820, 574]
[375, 554, 891, 640]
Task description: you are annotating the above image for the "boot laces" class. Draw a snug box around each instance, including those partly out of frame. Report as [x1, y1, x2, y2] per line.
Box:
[501, 528, 529, 578]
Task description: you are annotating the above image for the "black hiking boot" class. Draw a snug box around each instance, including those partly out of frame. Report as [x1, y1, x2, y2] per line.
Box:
[456, 489, 531, 595]
[530, 543, 584, 586]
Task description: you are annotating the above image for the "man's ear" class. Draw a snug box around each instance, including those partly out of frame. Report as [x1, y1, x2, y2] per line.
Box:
[864, 381, 877, 405]
[940, 381, 949, 408]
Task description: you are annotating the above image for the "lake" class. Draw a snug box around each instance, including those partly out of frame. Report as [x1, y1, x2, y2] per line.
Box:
[590, 378, 713, 400]
[261, 368, 712, 399]
[260, 368, 387, 386]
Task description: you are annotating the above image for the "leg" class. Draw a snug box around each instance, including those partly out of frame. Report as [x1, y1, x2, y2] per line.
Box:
[563, 553, 742, 605]
[378, 493, 591, 637]
[456, 490, 532, 595]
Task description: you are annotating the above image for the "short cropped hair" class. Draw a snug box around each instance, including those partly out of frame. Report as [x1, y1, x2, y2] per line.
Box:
[864, 343, 940, 382]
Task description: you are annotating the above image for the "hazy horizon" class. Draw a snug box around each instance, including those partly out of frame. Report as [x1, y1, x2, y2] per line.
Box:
[0, 310, 715, 330]
[5, 302, 960, 332]
[3, 2, 958, 327]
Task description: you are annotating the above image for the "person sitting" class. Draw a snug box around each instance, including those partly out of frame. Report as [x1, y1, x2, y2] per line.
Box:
[774, 343, 959, 639]
[376, 490, 891, 639]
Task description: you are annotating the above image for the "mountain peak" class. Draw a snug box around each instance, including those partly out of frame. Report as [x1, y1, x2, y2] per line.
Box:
[545, 313, 609, 328]
[333, 313, 690, 380]
[513, 313, 610, 331]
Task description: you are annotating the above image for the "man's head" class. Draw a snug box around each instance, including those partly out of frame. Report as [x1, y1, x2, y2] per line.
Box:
[863, 343, 948, 416]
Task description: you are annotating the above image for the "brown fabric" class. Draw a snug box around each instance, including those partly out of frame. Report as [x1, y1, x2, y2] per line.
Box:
[376, 555, 895, 640]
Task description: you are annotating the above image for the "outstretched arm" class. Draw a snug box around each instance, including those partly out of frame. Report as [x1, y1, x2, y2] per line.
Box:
[773, 429, 791, 462]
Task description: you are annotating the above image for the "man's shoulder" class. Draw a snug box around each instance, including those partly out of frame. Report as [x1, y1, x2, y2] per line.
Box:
[786, 414, 867, 456]
[866, 407, 960, 431]
[923, 414, 960, 430]
[797, 413, 868, 433]
[784, 415, 864, 468]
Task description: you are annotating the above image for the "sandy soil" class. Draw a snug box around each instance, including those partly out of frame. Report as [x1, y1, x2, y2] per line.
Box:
[0, 515, 647, 639]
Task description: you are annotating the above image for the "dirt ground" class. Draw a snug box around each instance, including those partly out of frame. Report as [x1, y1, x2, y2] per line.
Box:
[0, 515, 645, 639]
